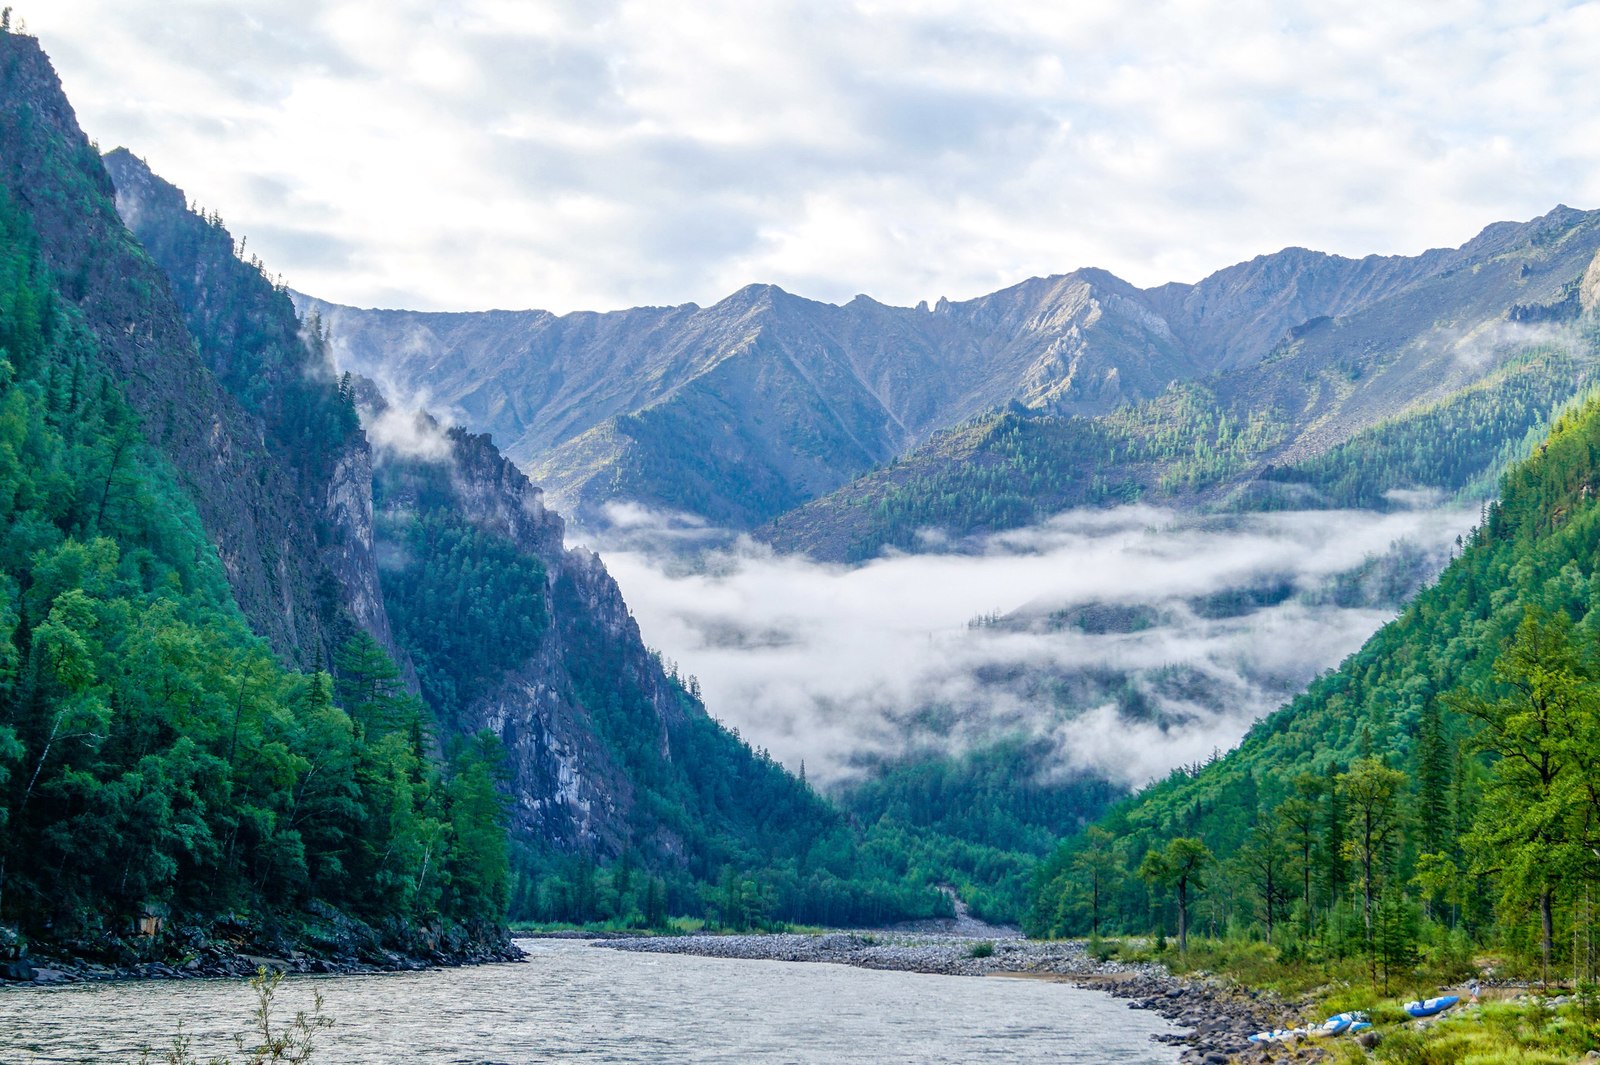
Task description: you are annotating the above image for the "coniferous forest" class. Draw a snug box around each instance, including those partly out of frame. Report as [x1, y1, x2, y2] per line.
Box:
[1032, 390, 1600, 991]
[0, 186, 511, 953]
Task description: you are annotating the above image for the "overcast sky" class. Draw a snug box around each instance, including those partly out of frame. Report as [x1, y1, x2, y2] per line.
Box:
[27, 1, 1600, 314]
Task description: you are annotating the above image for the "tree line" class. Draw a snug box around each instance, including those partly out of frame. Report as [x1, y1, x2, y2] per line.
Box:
[1032, 390, 1600, 989]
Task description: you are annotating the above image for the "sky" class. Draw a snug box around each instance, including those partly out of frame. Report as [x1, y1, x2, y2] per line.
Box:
[25, 1, 1600, 314]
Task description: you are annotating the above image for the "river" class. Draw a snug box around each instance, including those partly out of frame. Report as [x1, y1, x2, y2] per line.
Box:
[0, 939, 1181, 1063]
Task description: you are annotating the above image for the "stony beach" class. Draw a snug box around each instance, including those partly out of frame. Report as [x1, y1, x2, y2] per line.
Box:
[600, 933, 1327, 1063]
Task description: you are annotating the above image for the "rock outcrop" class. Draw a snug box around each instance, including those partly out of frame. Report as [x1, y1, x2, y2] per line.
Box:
[371, 418, 687, 855]
[0, 36, 370, 668]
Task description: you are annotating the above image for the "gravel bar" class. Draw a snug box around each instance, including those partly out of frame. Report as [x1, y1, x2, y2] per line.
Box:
[598, 934, 1324, 1063]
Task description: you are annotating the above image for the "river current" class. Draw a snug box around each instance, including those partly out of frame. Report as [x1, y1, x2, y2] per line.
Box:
[0, 939, 1181, 1063]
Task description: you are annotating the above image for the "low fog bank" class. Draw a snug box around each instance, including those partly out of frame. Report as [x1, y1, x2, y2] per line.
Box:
[587, 502, 1477, 791]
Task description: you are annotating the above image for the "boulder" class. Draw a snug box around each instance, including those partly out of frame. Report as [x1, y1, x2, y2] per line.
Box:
[0, 959, 36, 981]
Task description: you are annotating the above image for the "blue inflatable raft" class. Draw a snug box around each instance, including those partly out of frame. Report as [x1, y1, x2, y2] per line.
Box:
[1316, 1011, 1368, 1035]
[1403, 995, 1460, 1018]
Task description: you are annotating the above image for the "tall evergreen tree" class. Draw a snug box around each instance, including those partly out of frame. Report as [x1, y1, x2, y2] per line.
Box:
[1416, 699, 1454, 855]
[1450, 608, 1590, 985]
[1139, 838, 1212, 955]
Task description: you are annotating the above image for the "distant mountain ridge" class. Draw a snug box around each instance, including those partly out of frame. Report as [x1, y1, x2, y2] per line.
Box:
[302, 204, 1600, 531]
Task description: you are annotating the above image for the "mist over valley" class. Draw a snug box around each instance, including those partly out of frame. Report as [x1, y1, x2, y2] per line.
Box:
[590, 502, 1476, 791]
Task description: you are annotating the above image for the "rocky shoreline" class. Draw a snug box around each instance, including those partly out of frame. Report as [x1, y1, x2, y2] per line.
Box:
[600, 933, 1322, 1063]
[1, 942, 527, 988]
[0, 918, 526, 988]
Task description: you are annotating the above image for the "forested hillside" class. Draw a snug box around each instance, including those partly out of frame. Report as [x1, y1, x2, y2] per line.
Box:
[0, 27, 955, 964]
[767, 325, 1600, 561]
[838, 740, 1124, 923]
[1032, 391, 1600, 982]
[0, 177, 511, 958]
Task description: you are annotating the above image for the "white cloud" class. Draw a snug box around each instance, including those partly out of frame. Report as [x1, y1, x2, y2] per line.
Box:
[364, 404, 454, 462]
[591, 504, 1475, 789]
[27, 1, 1600, 314]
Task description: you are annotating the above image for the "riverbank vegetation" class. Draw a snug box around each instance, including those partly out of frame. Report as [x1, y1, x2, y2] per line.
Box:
[1032, 389, 1600, 1057]
[139, 967, 331, 1065]
[0, 188, 509, 960]
[1087, 933, 1600, 1063]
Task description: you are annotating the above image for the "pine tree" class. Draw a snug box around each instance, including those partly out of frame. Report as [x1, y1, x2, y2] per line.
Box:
[1139, 838, 1211, 955]
[1416, 699, 1453, 854]
[1338, 757, 1408, 971]
[1324, 760, 1347, 910]
[1450, 607, 1591, 985]
[333, 632, 410, 735]
[1279, 772, 1325, 929]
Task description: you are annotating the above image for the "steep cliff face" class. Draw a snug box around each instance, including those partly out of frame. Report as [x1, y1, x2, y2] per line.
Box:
[101, 147, 405, 670]
[0, 35, 362, 668]
[365, 412, 686, 856]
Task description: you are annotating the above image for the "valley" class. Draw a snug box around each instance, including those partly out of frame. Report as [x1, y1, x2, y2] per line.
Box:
[9, 7, 1600, 1064]
[296, 168, 1600, 932]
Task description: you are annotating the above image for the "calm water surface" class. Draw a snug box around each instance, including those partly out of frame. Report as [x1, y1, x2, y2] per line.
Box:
[0, 939, 1181, 1063]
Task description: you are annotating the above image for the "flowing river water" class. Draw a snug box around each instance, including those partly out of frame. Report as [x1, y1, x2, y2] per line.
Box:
[0, 939, 1181, 1063]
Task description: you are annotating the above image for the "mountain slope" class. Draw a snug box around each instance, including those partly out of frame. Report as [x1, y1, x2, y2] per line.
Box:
[99, 119, 941, 925]
[0, 32, 516, 963]
[307, 208, 1600, 532]
[1029, 387, 1600, 940]
[0, 36, 379, 670]
[765, 218, 1600, 561]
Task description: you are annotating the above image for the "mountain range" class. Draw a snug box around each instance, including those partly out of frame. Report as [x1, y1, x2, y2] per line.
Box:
[303, 206, 1600, 544]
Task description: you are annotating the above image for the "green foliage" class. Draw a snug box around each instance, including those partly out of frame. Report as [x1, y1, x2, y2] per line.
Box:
[373, 506, 547, 725]
[0, 188, 506, 949]
[1028, 388, 1600, 990]
[838, 739, 1121, 924]
[1138, 837, 1212, 953]
[139, 967, 332, 1065]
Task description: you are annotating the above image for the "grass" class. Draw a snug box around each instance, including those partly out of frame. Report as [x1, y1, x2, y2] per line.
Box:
[1085, 936, 1600, 1063]
[1362, 998, 1600, 1064]
[1091, 935, 1391, 999]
